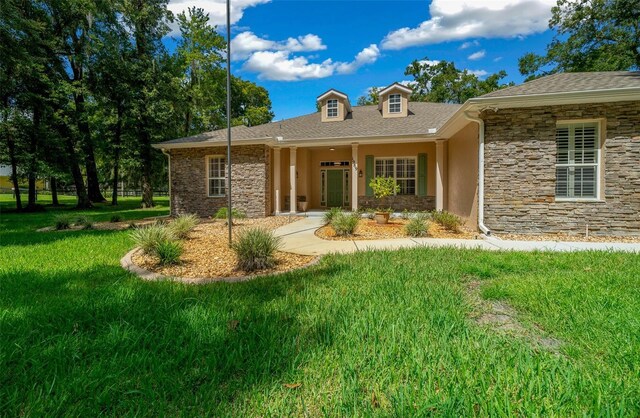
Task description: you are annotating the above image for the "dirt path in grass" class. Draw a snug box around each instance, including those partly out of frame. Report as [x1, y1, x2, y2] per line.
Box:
[464, 280, 563, 354]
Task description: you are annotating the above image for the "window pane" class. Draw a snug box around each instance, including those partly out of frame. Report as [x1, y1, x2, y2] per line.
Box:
[555, 166, 569, 198]
[556, 127, 569, 164]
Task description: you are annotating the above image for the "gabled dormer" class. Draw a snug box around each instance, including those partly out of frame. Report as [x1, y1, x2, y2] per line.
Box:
[378, 82, 412, 118]
[317, 89, 352, 122]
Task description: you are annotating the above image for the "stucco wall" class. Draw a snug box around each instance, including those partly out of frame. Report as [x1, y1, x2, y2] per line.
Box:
[483, 101, 640, 236]
[169, 145, 270, 218]
[447, 123, 479, 228]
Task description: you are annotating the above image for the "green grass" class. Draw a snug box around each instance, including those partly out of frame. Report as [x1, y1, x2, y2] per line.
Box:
[1, 194, 639, 415]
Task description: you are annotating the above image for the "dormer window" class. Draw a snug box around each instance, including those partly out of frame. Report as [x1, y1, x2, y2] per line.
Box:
[378, 83, 412, 118]
[389, 94, 402, 113]
[327, 99, 338, 118]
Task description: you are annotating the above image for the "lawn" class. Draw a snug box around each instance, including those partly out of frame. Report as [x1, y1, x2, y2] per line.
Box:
[1, 194, 639, 415]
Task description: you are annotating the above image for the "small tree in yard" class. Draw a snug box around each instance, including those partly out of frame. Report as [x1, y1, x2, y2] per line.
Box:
[369, 176, 400, 224]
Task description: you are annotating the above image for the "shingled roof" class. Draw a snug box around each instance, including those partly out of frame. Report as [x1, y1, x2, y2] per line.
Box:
[157, 102, 460, 146]
[480, 71, 640, 98]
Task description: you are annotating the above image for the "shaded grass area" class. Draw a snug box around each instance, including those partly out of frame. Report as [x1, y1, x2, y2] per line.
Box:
[1, 199, 639, 415]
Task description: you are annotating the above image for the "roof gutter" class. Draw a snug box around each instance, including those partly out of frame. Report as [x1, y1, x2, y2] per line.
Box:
[464, 111, 490, 236]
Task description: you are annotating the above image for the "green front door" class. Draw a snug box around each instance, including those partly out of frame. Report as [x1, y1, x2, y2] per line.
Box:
[326, 170, 344, 207]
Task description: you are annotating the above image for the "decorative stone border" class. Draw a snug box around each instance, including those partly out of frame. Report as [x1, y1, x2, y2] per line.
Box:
[120, 248, 321, 284]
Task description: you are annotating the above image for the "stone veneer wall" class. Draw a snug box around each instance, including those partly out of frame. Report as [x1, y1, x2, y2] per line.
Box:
[169, 145, 270, 218]
[358, 195, 435, 212]
[482, 101, 640, 236]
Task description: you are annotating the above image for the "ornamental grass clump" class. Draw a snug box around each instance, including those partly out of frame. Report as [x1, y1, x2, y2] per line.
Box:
[431, 210, 463, 233]
[75, 215, 93, 230]
[405, 215, 430, 237]
[331, 211, 360, 237]
[129, 223, 176, 255]
[323, 207, 342, 224]
[53, 214, 74, 230]
[215, 207, 247, 224]
[168, 213, 199, 239]
[231, 227, 282, 272]
[155, 240, 183, 265]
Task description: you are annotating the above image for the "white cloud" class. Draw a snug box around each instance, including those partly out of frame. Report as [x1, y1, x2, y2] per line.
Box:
[419, 59, 441, 66]
[242, 44, 381, 81]
[469, 69, 488, 77]
[231, 32, 326, 60]
[381, 0, 556, 50]
[336, 44, 380, 74]
[168, 0, 271, 27]
[459, 40, 479, 49]
[467, 50, 486, 60]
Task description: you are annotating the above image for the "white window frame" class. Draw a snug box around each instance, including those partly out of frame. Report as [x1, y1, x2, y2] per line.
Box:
[327, 99, 338, 118]
[555, 120, 602, 202]
[206, 155, 226, 197]
[388, 94, 402, 113]
[374, 157, 417, 196]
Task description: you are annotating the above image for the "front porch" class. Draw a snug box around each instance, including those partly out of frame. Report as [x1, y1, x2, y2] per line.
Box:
[271, 141, 448, 215]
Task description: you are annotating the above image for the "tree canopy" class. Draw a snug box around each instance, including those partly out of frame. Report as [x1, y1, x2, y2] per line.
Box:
[357, 59, 512, 106]
[0, 1, 274, 210]
[519, 0, 640, 79]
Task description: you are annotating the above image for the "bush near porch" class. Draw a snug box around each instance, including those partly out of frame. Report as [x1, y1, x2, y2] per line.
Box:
[2, 194, 640, 415]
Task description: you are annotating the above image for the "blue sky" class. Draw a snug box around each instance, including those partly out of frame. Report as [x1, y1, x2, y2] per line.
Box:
[167, 0, 557, 120]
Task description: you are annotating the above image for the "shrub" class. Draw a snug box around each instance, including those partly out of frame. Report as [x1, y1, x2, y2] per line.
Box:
[155, 240, 183, 265]
[129, 223, 176, 255]
[369, 176, 400, 199]
[110, 215, 122, 223]
[401, 209, 411, 220]
[231, 228, 282, 272]
[331, 211, 360, 237]
[168, 213, 199, 239]
[215, 207, 247, 223]
[431, 210, 463, 233]
[53, 214, 73, 230]
[75, 215, 93, 230]
[323, 207, 342, 224]
[405, 216, 430, 237]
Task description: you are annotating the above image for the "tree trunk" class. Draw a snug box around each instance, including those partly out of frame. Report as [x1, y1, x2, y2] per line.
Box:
[50, 176, 59, 205]
[25, 107, 40, 210]
[7, 130, 22, 211]
[59, 123, 92, 208]
[74, 91, 106, 202]
[111, 102, 123, 205]
[140, 127, 154, 208]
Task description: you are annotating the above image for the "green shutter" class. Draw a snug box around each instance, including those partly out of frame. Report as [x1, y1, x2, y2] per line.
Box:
[365, 155, 374, 196]
[418, 153, 427, 196]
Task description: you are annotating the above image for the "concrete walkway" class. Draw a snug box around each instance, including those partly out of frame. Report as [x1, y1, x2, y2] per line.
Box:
[274, 217, 640, 256]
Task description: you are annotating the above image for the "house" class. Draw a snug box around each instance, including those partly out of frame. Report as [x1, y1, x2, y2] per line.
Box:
[154, 72, 640, 236]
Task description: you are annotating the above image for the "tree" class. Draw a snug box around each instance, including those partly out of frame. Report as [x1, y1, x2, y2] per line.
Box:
[519, 0, 640, 79]
[357, 87, 380, 106]
[121, 0, 174, 208]
[404, 59, 512, 104]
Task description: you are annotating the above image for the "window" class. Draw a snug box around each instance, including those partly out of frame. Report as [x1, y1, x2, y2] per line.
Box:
[207, 156, 225, 197]
[555, 122, 600, 199]
[375, 157, 416, 195]
[327, 99, 338, 118]
[388, 94, 401, 113]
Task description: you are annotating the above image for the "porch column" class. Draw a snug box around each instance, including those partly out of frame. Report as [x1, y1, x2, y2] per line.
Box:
[289, 146, 297, 214]
[351, 143, 359, 211]
[273, 147, 281, 214]
[436, 140, 445, 211]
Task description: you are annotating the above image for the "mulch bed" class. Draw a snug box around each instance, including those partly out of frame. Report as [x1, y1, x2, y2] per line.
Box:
[497, 233, 640, 243]
[315, 218, 477, 240]
[132, 217, 316, 279]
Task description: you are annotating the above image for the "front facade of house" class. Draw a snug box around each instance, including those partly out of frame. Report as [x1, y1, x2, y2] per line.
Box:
[156, 72, 640, 236]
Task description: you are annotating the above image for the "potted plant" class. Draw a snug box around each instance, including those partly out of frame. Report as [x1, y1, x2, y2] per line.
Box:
[297, 195, 308, 212]
[368, 176, 400, 224]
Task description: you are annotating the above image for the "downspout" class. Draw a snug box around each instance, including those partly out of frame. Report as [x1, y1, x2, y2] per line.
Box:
[463, 111, 491, 236]
[161, 149, 172, 216]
